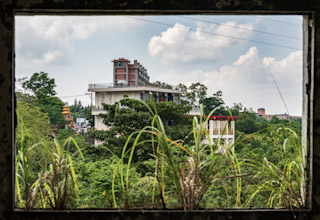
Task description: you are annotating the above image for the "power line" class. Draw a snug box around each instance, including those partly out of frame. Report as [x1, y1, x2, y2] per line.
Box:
[127, 16, 302, 50]
[177, 16, 301, 40]
[252, 16, 301, 26]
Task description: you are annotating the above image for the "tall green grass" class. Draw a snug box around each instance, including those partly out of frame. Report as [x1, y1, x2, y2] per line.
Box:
[15, 112, 84, 209]
[243, 126, 306, 209]
[35, 135, 84, 209]
[111, 98, 242, 209]
[15, 112, 41, 209]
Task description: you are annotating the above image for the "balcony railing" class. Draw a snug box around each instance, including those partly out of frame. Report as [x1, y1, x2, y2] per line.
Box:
[92, 104, 125, 112]
[212, 128, 234, 135]
[88, 83, 114, 89]
[88, 83, 181, 90]
[92, 106, 105, 111]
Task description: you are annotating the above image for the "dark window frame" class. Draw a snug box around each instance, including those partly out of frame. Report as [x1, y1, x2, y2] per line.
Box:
[0, 1, 318, 219]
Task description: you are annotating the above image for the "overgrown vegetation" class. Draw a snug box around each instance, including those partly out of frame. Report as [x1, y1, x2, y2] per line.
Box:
[15, 73, 306, 210]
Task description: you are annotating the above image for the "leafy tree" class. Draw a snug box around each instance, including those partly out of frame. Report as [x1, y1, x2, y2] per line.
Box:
[175, 83, 188, 105]
[16, 101, 53, 148]
[186, 82, 207, 106]
[229, 103, 244, 116]
[16, 91, 36, 104]
[149, 81, 172, 89]
[74, 156, 141, 208]
[270, 115, 282, 124]
[88, 99, 192, 164]
[86, 106, 93, 127]
[235, 112, 260, 134]
[200, 91, 227, 115]
[22, 72, 57, 99]
[37, 96, 66, 126]
[70, 99, 84, 119]
[175, 83, 187, 92]
[20, 72, 66, 127]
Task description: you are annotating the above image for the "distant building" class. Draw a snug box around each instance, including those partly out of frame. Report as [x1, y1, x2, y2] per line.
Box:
[88, 85, 183, 129]
[203, 116, 238, 153]
[62, 104, 73, 128]
[113, 58, 150, 86]
[76, 118, 87, 127]
[88, 58, 183, 145]
[257, 108, 301, 121]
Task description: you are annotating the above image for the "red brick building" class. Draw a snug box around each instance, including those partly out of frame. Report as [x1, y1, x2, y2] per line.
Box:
[112, 58, 150, 86]
[257, 108, 301, 121]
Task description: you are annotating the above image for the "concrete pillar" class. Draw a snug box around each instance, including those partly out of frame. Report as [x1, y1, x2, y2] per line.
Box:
[231, 120, 235, 135]
[209, 120, 214, 141]
[231, 120, 235, 145]
[94, 115, 98, 128]
[226, 121, 229, 136]
[226, 121, 229, 147]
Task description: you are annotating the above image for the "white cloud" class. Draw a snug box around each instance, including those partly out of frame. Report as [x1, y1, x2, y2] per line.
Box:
[15, 16, 143, 66]
[148, 21, 254, 63]
[263, 50, 302, 83]
[157, 47, 303, 115]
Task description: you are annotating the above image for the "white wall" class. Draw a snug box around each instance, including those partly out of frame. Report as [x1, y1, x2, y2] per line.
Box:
[203, 120, 236, 153]
[94, 139, 105, 146]
[95, 91, 141, 108]
[94, 115, 109, 130]
[93, 91, 141, 146]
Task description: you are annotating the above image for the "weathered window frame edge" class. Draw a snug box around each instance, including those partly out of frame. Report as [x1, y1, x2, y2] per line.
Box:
[0, 3, 317, 220]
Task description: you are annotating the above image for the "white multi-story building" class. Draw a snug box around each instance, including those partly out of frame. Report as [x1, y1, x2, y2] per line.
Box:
[88, 58, 238, 148]
[88, 85, 183, 145]
[202, 116, 238, 153]
[88, 84, 183, 129]
[88, 58, 184, 145]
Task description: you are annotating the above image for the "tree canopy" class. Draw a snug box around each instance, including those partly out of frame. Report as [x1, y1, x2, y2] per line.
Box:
[88, 99, 193, 164]
[185, 82, 207, 106]
[149, 81, 172, 89]
[16, 101, 53, 148]
[20, 72, 66, 126]
[22, 72, 57, 98]
[200, 91, 227, 115]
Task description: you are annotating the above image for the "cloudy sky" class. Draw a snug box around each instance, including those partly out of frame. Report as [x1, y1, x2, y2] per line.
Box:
[15, 15, 302, 116]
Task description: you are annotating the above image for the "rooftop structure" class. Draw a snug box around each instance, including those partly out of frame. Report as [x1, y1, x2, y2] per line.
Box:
[257, 108, 301, 121]
[62, 105, 73, 127]
[88, 84, 183, 112]
[112, 58, 150, 86]
[89, 58, 184, 146]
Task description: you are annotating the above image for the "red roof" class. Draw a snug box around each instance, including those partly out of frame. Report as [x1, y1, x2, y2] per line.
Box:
[207, 115, 239, 120]
[112, 59, 130, 62]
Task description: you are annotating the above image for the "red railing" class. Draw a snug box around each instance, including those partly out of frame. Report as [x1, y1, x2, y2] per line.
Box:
[206, 116, 239, 120]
